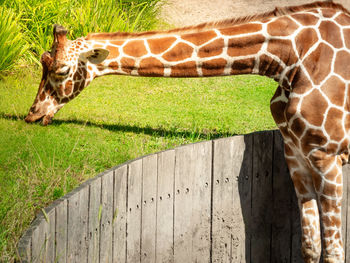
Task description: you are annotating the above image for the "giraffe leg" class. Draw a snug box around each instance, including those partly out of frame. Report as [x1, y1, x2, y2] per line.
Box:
[284, 143, 322, 263]
[308, 150, 344, 263]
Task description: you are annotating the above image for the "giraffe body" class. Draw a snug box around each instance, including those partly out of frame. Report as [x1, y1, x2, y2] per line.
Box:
[25, 2, 350, 262]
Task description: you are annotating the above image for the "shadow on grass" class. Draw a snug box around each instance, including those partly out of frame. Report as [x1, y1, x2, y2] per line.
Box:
[0, 112, 236, 140]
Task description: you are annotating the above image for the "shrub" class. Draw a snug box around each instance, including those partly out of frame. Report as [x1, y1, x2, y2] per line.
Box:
[1, 0, 162, 65]
[0, 7, 28, 76]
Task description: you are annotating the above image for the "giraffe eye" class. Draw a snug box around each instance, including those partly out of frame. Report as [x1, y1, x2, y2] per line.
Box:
[56, 65, 70, 76]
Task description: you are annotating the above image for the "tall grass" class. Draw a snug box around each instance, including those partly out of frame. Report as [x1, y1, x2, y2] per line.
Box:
[0, 0, 162, 70]
[0, 7, 28, 75]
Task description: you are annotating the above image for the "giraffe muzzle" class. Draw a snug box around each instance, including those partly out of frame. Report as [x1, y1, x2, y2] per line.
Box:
[24, 112, 45, 124]
[24, 111, 53, 126]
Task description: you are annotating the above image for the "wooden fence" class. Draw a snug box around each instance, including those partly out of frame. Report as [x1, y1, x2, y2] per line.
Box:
[18, 130, 350, 263]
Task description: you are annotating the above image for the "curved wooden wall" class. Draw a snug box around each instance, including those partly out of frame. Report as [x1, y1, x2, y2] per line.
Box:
[18, 130, 350, 263]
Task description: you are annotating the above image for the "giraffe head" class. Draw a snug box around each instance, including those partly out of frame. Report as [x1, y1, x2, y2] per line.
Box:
[25, 25, 109, 125]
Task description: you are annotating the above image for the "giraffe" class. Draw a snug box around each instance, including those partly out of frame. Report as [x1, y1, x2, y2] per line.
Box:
[24, 1, 350, 262]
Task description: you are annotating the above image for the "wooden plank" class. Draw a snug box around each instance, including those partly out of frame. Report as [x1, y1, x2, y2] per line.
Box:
[344, 164, 350, 263]
[55, 199, 67, 263]
[44, 205, 56, 263]
[174, 144, 193, 262]
[238, 134, 253, 263]
[66, 187, 89, 262]
[291, 185, 302, 263]
[113, 165, 128, 262]
[87, 177, 101, 263]
[17, 228, 32, 263]
[156, 150, 175, 263]
[141, 154, 158, 262]
[28, 204, 55, 263]
[174, 141, 212, 263]
[31, 214, 47, 263]
[127, 159, 143, 262]
[212, 136, 248, 262]
[100, 171, 114, 263]
[271, 130, 293, 263]
[250, 131, 273, 263]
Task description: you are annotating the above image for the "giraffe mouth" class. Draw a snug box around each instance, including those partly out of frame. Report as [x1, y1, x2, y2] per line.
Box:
[24, 113, 52, 126]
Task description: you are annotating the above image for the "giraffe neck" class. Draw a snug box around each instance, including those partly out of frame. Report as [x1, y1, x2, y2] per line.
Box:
[85, 19, 295, 86]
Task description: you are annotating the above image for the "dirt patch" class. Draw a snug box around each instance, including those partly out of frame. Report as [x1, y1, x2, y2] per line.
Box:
[159, 0, 350, 27]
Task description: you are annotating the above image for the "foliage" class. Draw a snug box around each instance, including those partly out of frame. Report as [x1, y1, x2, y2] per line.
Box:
[0, 0, 162, 71]
[0, 7, 28, 75]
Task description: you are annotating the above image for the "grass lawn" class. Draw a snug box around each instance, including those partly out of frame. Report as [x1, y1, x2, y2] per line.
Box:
[0, 68, 277, 261]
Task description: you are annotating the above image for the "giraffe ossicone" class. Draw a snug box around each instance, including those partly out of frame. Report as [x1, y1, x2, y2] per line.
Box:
[25, 2, 350, 262]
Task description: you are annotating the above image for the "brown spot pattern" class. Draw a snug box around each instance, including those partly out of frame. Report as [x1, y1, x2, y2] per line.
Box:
[202, 58, 227, 76]
[64, 80, 73, 95]
[57, 85, 64, 97]
[182, 31, 217, 46]
[267, 39, 298, 66]
[170, 61, 197, 77]
[259, 54, 284, 77]
[285, 97, 300, 121]
[139, 57, 164, 76]
[345, 114, 350, 131]
[300, 128, 327, 155]
[148, 37, 177, 54]
[303, 43, 334, 85]
[123, 40, 147, 57]
[334, 51, 350, 80]
[106, 45, 119, 59]
[321, 8, 336, 18]
[295, 28, 318, 58]
[198, 38, 224, 58]
[163, 42, 194, 61]
[267, 16, 299, 36]
[121, 57, 135, 74]
[291, 13, 318, 26]
[291, 118, 306, 138]
[323, 214, 341, 229]
[320, 76, 345, 107]
[39, 91, 46, 101]
[109, 62, 119, 70]
[344, 29, 350, 49]
[231, 58, 255, 75]
[323, 181, 337, 197]
[73, 72, 81, 81]
[327, 143, 339, 153]
[73, 82, 80, 93]
[325, 108, 344, 141]
[227, 34, 264, 57]
[270, 101, 286, 125]
[292, 172, 309, 195]
[290, 70, 313, 95]
[335, 13, 350, 26]
[220, 23, 262, 36]
[301, 89, 328, 126]
[319, 21, 343, 49]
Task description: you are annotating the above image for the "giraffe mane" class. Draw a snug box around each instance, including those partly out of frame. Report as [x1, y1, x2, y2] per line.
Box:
[85, 1, 350, 40]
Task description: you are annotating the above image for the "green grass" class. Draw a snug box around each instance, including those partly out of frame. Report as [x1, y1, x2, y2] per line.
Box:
[0, 69, 278, 261]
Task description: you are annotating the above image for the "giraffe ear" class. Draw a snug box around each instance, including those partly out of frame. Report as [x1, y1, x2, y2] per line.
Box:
[80, 48, 109, 64]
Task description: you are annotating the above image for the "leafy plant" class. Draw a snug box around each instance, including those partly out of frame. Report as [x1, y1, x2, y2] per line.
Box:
[0, 7, 28, 76]
[0, 0, 162, 66]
